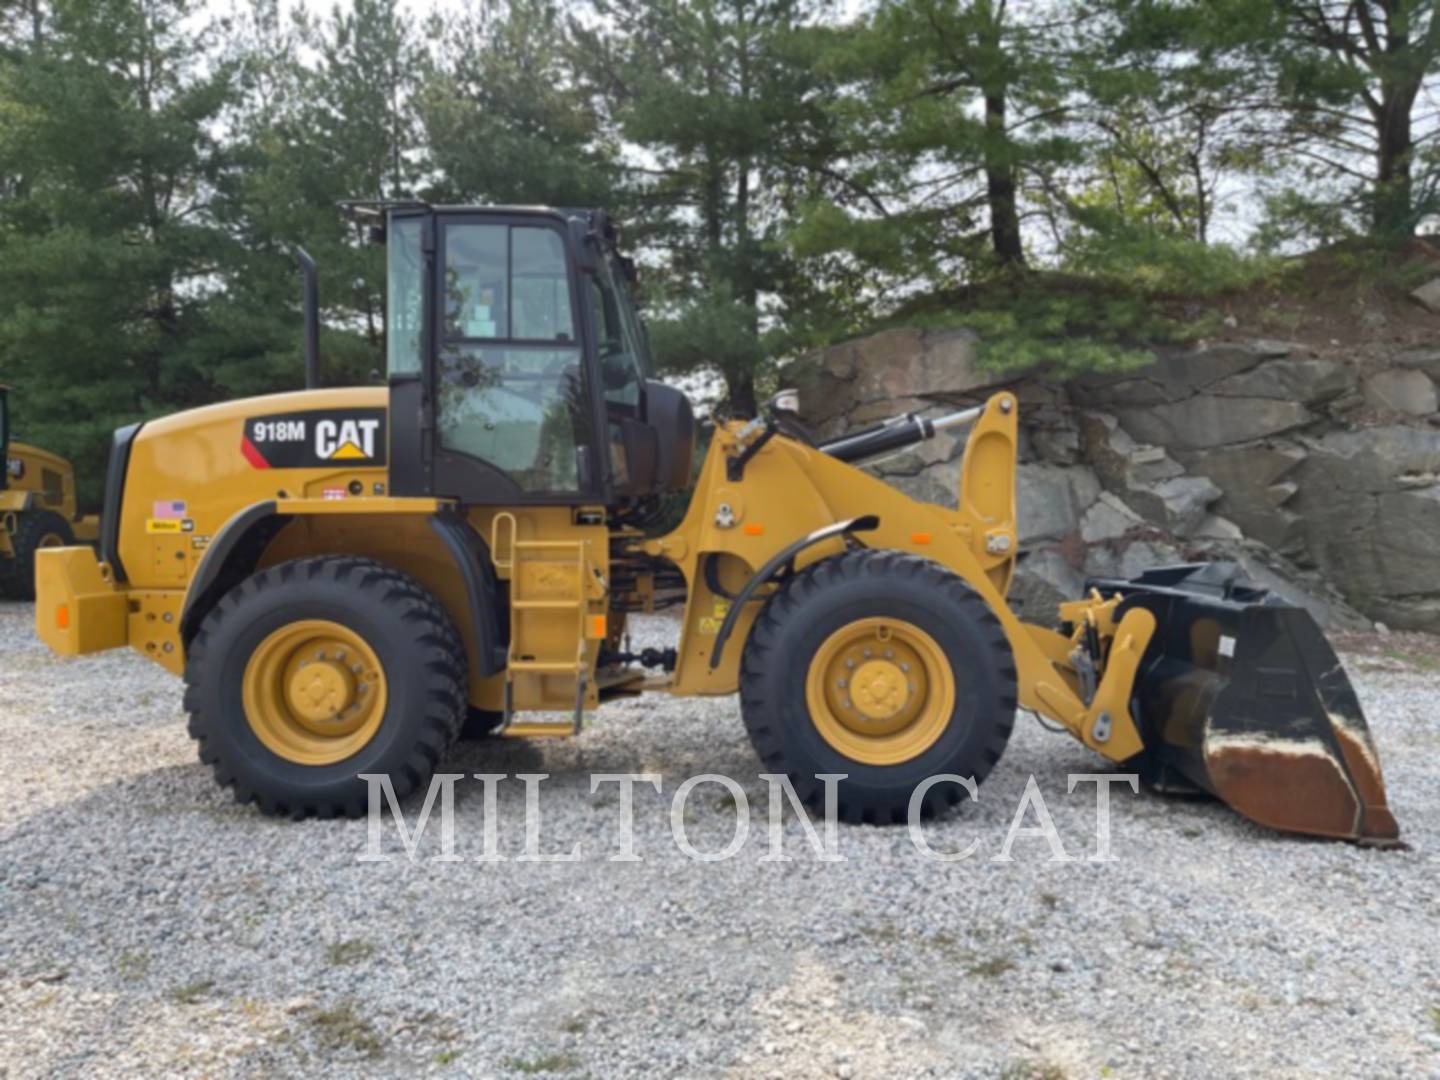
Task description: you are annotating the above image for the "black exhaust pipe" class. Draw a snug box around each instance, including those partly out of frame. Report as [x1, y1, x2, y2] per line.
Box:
[296, 247, 320, 389]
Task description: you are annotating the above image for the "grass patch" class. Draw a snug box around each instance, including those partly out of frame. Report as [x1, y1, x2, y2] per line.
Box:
[115, 951, 150, 981]
[966, 955, 1016, 978]
[505, 1051, 582, 1074]
[1000, 1061, 1066, 1080]
[325, 940, 376, 966]
[1430, 1005, 1440, 1034]
[1384, 648, 1440, 673]
[710, 788, 744, 816]
[168, 979, 214, 1005]
[306, 1002, 384, 1058]
[434, 1049, 461, 1066]
[558, 1015, 588, 1035]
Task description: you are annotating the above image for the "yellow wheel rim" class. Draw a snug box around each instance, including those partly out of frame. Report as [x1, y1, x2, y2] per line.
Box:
[242, 619, 388, 766]
[805, 617, 955, 766]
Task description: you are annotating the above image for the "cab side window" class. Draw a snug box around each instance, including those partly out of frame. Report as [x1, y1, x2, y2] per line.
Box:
[436, 224, 589, 493]
[590, 262, 643, 410]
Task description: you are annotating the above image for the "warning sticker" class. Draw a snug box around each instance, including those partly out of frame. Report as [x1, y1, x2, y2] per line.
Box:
[698, 617, 722, 635]
[240, 408, 386, 469]
[146, 518, 182, 534]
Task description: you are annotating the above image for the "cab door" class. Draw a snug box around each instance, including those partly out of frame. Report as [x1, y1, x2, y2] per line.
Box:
[429, 214, 599, 504]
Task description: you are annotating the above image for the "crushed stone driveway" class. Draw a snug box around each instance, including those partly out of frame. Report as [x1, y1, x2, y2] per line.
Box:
[1, 601, 1438, 1079]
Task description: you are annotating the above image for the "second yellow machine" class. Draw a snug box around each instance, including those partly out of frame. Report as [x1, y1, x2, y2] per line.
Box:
[35, 203, 1399, 842]
[1, 386, 98, 600]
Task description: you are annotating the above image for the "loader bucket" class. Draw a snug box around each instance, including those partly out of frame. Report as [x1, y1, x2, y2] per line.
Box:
[1089, 564, 1400, 844]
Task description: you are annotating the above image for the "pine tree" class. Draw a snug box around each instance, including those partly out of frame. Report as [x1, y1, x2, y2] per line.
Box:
[792, 0, 1084, 284]
[0, 0, 237, 500]
[214, 0, 426, 391]
[575, 0, 833, 415]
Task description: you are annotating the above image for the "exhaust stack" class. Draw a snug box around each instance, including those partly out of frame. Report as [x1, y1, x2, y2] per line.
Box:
[296, 247, 320, 390]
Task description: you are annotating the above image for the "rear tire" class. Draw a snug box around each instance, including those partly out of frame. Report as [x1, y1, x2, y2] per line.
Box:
[184, 556, 466, 818]
[739, 549, 1016, 824]
[0, 510, 74, 601]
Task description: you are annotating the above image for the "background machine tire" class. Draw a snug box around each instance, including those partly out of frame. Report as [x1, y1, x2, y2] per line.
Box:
[184, 555, 467, 818]
[740, 549, 1017, 824]
[0, 509, 74, 601]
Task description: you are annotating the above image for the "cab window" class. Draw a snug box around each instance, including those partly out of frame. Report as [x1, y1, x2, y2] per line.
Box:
[436, 222, 589, 493]
[590, 257, 644, 409]
[385, 216, 424, 376]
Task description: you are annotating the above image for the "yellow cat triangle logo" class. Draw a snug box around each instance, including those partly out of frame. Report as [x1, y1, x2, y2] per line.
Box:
[328, 441, 368, 460]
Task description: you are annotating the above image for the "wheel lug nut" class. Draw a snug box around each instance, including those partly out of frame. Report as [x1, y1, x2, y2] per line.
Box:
[836, 679, 847, 688]
[900, 663, 910, 672]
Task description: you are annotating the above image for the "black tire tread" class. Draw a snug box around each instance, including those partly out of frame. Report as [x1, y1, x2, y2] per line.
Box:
[0, 509, 75, 601]
[183, 555, 466, 819]
[739, 549, 1017, 825]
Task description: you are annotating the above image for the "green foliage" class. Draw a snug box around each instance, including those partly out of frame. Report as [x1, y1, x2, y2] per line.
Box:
[3, 0, 1439, 485]
[1061, 217, 1284, 294]
[573, 0, 835, 413]
[883, 226, 1284, 378]
[887, 281, 1162, 379]
[0, 0, 240, 503]
[422, 0, 619, 208]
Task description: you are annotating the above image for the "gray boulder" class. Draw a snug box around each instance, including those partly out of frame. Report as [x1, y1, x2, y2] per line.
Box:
[1015, 463, 1100, 542]
[1078, 412, 1220, 533]
[1362, 368, 1438, 415]
[1409, 276, 1440, 314]
[1008, 548, 1086, 628]
[1208, 357, 1354, 405]
[1071, 340, 1295, 407]
[1175, 441, 1307, 552]
[1113, 395, 1316, 451]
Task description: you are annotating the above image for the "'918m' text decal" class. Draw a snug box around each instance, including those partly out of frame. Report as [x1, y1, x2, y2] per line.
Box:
[240, 408, 387, 469]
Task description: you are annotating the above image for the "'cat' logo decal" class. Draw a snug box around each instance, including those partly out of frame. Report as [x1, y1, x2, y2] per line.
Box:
[241, 409, 387, 469]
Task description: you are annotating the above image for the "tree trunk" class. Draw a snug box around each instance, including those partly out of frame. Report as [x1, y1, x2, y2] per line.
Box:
[1374, 87, 1415, 237]
[983, 89, 1025, 268]
[727, 368, 758, 419]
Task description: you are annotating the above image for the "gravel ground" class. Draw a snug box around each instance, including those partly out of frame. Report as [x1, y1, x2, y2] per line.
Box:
[2, 599, 1438, 1079]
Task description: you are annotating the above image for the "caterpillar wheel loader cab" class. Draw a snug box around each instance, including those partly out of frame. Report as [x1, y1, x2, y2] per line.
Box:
[33, 203, 1400, 842]
[0, 386, 100, 600]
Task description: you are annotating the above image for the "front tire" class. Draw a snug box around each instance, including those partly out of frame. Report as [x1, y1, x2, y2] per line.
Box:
[1, 509, 74, 601]
[739, 550, 1017, 824]
[184, 556, 466, 818]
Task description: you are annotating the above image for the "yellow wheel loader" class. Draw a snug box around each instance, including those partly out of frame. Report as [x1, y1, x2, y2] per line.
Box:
[0, 386, 99, 601]
[32, 203, 1400, 842]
